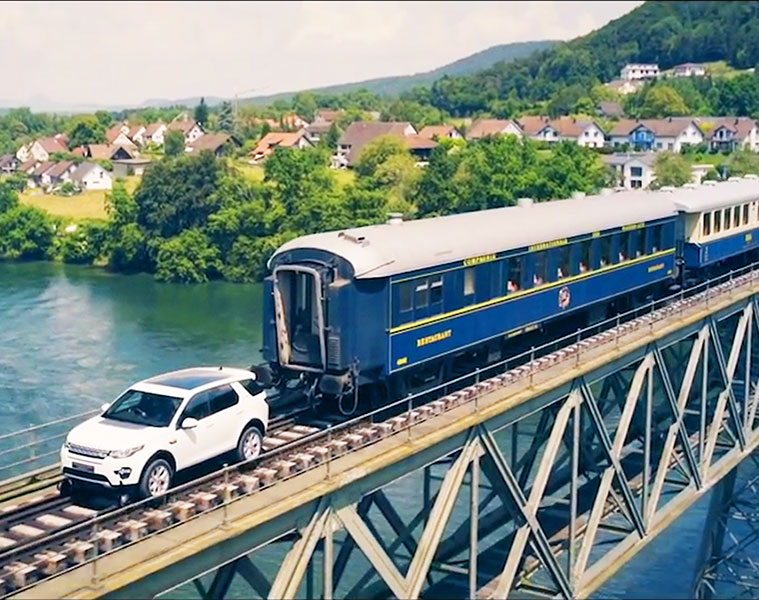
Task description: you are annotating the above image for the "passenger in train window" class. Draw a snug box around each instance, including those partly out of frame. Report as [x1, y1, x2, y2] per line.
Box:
[533, 273, 544, 286]
[507, 280, 519, 293]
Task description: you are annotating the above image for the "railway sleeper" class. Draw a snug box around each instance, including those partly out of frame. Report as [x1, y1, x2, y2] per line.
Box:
[234, 474, 260, 494]
[62, 505, 97, 519]
[168, 500, 196, 522]
[3, 561, 37, 589]
[63, 540, 95, 564]
[115, 519, 147, 543]
[33, 550, 67, 575]
[95, 528, 122, 552]
[253, 467, 278, 487]
[188, 492, 218, 512]
[210, 483, 240, 503]
[288, 453, 315, 471]
[141, 509, 173, 531]
[35, 514, 72, 529]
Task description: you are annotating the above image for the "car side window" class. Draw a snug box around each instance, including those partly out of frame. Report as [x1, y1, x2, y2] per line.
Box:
[241, 379, 263, 396]
[208, 384, 239, 415]
[181, 393, 210, 422]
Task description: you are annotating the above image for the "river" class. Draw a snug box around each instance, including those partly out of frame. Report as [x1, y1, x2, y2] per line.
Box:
[0, 262, 739, 598]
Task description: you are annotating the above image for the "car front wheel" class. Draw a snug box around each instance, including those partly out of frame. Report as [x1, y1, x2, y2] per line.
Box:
[237, 426, 263, 462]
[139, 458, 173, 498]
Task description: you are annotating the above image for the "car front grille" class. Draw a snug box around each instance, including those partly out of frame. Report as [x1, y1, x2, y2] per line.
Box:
[67, 443, 109, 459]
[63, 467, 110, 483]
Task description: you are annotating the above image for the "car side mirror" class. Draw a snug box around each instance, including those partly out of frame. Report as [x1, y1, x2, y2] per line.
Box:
[101, 402, 110, 413]
[181, 417, 198, 430]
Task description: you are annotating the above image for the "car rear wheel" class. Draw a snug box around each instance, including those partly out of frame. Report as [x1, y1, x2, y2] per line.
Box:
[139, 458, 173, 498]
[237, 426, 263, 462]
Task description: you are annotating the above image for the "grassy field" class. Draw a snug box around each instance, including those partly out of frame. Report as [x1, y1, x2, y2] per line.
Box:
[19, 176, 140, 221]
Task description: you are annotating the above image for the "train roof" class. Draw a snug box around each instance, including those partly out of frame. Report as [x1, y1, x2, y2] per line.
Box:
[271, 179, 759, 279]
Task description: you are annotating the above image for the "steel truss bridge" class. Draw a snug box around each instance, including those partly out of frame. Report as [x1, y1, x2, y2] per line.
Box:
[4, 267, 759, 599]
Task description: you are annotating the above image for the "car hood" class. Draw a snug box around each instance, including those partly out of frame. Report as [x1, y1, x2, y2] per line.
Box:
[66, 416, 165, 451]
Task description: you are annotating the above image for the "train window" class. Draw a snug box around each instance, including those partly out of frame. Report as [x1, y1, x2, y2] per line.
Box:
[579, 240, 591, 273]
[430, 276, 443, 305]
[651, 224, 663, 252]
[744, 204, 750, 225]
[714, 210, 721, 233]
[464, 267, 475, 297]
[618, 232, 629, 262]
[507, 256, 521, 293]
[734, 206, 741, 228]
[702, 213, 711, 236]
[399, 281, 413, 313]
[600, 235, 613, 267]
[556, 245, 570, 279]
[724, 208, 731, 230]
[533, 251, 547, 286]
[415, 280, 429, 308]
[635, 230, 646, 257]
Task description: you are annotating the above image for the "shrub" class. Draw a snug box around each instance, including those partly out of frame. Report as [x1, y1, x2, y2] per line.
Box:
[155, 229, 220, 283]
[0, 205, 55, 260]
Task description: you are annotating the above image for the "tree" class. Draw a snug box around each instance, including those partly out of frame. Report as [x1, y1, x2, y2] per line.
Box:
[653, 152, 692, 188]
[135, 151, 227, 241]
[164, 130, 185, 157]
[218, 101, 234, 133]
[727, 149, 759, 176]
[194, 97, 209, 127]
[0, 182, 19, 213]
[292, 92, 317, 122]
[95, 110, 112, 128]
[0, 205, 55, 260]
[67, 115, 105, 148]
[105, 180, 137, 227]
[639, 85, 689, 118]
[155, 229, 221, 283]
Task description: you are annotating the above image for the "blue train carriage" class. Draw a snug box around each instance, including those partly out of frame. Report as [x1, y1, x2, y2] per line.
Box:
[262, 189, 680, 404]
[676, 177, 759, 278]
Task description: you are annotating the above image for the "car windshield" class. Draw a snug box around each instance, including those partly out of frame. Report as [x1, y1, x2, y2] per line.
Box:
[103, 389, 183, 427]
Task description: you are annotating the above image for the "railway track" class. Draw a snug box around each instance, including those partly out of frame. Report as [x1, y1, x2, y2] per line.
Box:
[0, 267, 755, 597]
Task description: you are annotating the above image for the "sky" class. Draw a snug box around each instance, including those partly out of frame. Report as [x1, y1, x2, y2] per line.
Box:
[1, 1, 643, 109]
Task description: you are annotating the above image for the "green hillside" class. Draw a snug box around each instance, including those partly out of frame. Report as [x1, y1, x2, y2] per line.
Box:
[429, 1, 759, 115]
[242, 40, 555, 105]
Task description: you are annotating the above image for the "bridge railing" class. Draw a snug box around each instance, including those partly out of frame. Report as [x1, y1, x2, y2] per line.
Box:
[0, 409, 100, 487]
[3, 261, 759, 595]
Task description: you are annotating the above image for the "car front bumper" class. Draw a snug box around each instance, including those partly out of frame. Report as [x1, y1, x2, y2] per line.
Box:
[60, 447, 143, 488]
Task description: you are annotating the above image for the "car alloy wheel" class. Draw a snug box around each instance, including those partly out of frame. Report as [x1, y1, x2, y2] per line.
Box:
[241, 429, 262, 460]
[147, 462, 171, 496]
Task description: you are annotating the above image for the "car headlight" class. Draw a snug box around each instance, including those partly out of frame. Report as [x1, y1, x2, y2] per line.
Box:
[109, 445, 144, 458]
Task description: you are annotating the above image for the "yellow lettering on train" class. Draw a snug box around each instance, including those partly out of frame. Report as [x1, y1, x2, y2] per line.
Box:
[416, 329, 452, 347]
[396, 357, 408, 366]
[463, 254, 497, 267]
[746, 233, 753, 243]
[529, 238, 568, 252]
[592, 231, 601, 238]
[648, 263, 665, 273]
[622, 222, 645, 231]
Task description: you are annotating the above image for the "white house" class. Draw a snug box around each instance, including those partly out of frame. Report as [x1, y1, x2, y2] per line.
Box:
[651, 118, 704, 152]
[708, 118, 759, 152]
[418, 125, 464, 141]
[673, 63, 707, 77]
[620, 63, 660, 81]
[22, 136, 68, 162]
[41, 160, 76, 189]
[515, 116, 558, 143]
[602, 153, 656, 189]
[465, 119, 523, 140]
[167, 119, 205, 144]
[71, 162, 112, 190]
[552, 116, 605, 148]
[144, 123, 168, 146]
[128, 125, 147, 146]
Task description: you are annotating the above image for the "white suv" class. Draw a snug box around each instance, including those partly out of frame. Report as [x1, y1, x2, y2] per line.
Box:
[60, 367, 269, 498]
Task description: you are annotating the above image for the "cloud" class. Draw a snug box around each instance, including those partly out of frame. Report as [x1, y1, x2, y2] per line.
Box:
[0, 1, 643, 108]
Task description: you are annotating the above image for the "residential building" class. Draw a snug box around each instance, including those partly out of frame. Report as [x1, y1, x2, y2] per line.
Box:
[0, 154, 17, 174]
[304, 121, 333, 145]
[167, 119, 205, 144]
[602, 153, 656, 189]
[620, 63, 660, 81]
[186, 133, 240, 157]
[609, 118, 704, 152]
[280, 113, 309, 130]
[552, 116, 606, 148]
[127, 125, 147, 146]
[22, 135, 68, 162]
[402, 135, 438, 164]
[113, 158, 152, 178]
[334, 121, 416, 168]
[313, 109, 342, 124]
[249, 131, 313, 164]
[605, 79, 643, 96]
[106, 123, 130, 143]
[597, 101, 624, 118]
[71, 162, 112, 190]
[16, 159, 37, 175]
[83, 144, 137, 160]
[418, 125, 463, 140]
[28, 161, 55, 188]
[42, 160, 76, 188]
[708, 117, 759, 152]
[465, 119, 523, 140]
[673, 63, 707, 77]
[144, 122, 168, 146]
